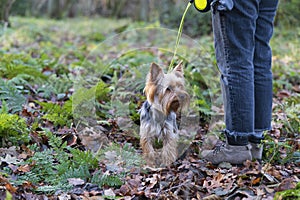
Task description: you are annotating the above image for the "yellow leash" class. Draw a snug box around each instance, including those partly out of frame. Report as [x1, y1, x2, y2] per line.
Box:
[168, 2, 192, 72]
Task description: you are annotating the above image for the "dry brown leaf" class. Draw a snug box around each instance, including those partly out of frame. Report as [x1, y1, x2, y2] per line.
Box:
[275, 178, 297, 192]
[276, 90, 291, 99]
[145, 174, 159, 189]
[251, 177, 261, 185]
[202, 194, 221, 200]
[292, 85, 300, 93]
[118, 184, 131, 196]
[5, 183, 17, 193]
[17, 164, 31, 173]
[264, 185, 275, 194]
[22, 181, 37, 190]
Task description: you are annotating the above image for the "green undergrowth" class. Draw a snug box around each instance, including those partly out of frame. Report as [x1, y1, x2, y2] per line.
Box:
[274, 182, 300, 200]
[0, 17, 299, 196]
[10, 130, 124, 194]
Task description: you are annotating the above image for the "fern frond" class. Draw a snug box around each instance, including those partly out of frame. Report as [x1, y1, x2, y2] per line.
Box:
[0, 53, 46, 81]
[61, 165, 91, 181]
[37, 74, 73, 99]
[0, 100, 9, 114]
[5, 64, 46, 80]
[36, 100, 73, 127]
[91, 170, 123, 187]
[0, 79, 26, 113]
[0, 113, 29, 145]
[69, 148, 98, 169]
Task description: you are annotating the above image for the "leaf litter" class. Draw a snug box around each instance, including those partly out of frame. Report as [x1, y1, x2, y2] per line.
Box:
[0, 17, 299, 199]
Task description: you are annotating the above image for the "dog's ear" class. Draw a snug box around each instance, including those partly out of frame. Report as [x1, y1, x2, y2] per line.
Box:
[173, 61, 184, 77]
[149, 62, 164, 82]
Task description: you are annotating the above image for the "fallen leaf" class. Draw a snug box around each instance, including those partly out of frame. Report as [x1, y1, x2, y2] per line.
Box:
[118, 184, 130, 196]
[22, 181, 37, 190]
[68, 178, 85, 186]
[0, 154, 19, 165]
[276, 90, 291, 99]
[17, 164, 31, 173]
[18, 153, 29, 160]
[104, 188, 115, 198]
[262, 172, 278, 183]
[58, 193, 71, 200]
[251, 177, 261, 185]
[292, 85, 300, 93]
[226, 189, 255, 199]
[264, 186, 274, 194]
[8, 164, 18, 173]
[202, 194, 221, 200]
[145, 174, 159, 189]
[0, 146, 18, 157]
[0, 176, 9, 185]
[275, 178, 296, 192]
[5, 183, 17, 193]
[255, 187, 265, 197]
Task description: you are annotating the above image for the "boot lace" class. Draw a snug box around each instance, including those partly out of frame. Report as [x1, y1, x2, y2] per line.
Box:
[213, 142, 226, 155]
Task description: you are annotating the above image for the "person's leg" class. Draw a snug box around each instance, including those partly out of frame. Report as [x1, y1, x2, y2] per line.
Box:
[202, 0, 259, 164]
[213, 0, 260, 142]
[253, 0, 278, 134]
[251, 0, 279, 160]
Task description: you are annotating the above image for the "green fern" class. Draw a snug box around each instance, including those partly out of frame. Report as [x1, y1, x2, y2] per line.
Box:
[68, 148, 98, 169]
[100, 173, 123, 187]
[0, 113, 29, 145]
[19, 149, 56, 184]
[36, 100, 73, 127]
[37, 74, 73, 99]
[16, 130, 99, 193]
[97, 143, 144, 171]
[61, 165, 91, 181]
[0, 79, 26, 113]
[35, 183, 72, 194]
[73, 80, 110, 119]
[0, 53, 46, 81]
[91, 170, 123, 187]
[0, 100, 9, 114]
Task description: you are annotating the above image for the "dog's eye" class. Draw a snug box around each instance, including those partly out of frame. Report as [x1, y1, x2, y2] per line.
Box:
[177, 84, 184, 89]
[166, 86, 172, 92]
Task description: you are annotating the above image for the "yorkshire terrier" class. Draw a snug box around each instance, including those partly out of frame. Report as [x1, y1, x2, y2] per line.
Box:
[139, 61, 189, 166]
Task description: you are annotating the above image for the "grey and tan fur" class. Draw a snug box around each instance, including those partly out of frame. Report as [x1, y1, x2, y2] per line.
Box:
[139, 62, 189, 166]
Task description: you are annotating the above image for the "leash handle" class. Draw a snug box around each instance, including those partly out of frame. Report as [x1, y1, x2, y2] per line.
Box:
[190, 0, 212, 13]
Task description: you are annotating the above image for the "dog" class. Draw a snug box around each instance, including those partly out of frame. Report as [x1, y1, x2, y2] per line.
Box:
[139, 61, 189, 166]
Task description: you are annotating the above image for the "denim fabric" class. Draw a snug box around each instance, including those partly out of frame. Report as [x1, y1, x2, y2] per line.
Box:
[212, 0, 278, 145]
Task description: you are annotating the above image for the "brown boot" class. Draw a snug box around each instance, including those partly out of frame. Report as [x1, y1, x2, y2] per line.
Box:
[201, 143, 252, 165]
[250, 142, 263, 161]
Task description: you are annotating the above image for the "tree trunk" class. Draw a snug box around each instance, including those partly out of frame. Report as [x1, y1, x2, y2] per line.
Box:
[139, 0, 149, 21]
[0, 0, 15, 27]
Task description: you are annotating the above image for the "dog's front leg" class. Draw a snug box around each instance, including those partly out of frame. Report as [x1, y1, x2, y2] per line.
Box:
[162, 132, 178, 166]
[140, 128, 156, 165]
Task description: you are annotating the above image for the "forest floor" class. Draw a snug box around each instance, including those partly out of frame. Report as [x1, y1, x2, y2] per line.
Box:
[0, 17, 299, 199]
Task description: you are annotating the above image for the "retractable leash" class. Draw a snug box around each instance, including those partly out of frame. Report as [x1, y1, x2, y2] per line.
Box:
[168, 0, 233, 71]
[190, 0, 212, 13]
[168, 0, 212, 71]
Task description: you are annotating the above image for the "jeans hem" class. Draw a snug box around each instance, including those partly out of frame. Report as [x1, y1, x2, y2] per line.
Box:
[224, 129, 249, 146]
[254, 128, 271, 132]
[224, 129, 254, 136]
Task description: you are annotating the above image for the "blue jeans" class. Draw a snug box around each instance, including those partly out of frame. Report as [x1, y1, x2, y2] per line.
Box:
[212, 0, 279, 145]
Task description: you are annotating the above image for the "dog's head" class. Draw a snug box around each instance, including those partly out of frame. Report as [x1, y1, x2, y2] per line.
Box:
[144, 61, 189, 115]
